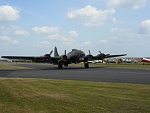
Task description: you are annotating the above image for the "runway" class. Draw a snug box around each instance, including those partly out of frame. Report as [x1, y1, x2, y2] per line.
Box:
[0, 63, 150, 84]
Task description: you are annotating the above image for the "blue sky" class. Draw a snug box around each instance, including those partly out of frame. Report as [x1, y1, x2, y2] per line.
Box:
[0, 0, 150, 57]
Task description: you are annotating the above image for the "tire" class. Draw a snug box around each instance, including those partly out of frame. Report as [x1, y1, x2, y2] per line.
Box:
[84, 62, 89, 68]
[58, 63, 63, 69]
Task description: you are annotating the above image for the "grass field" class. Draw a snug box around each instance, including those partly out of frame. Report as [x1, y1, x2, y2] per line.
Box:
[0, 62, 150, 112]
[0, 78, 150, 113]
[0, 62, 33, 70]
[72, 62, 150, 70]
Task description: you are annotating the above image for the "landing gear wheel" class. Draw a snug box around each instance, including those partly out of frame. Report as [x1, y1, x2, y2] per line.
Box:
[58, 63, 63, 69]
[64, 63, 68, 67]
[84, 62, 89, 68]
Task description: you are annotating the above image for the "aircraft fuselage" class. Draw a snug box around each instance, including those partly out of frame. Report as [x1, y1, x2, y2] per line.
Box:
[67, 49, 86, 63]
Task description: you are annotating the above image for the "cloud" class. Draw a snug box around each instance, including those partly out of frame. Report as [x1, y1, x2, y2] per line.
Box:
[109, 27, 141, 44]
[12, 26, 30, 36]
[14, 30, 30, 36]
[100, 40, 109, 44]
[67, 5, 115, 27]
[107, 0, 147, 9]
[0, 36, 12, 41]
[32, 26, 77, 46]
[0, 26, 29, 36]
[0, 5, 20, 22]
[68, 31, 78, 37]
[36, 41, 50, 48]
[48, 33, 75, 46]
[138, 20, 150, 34]
[83, 41, 92, 46]
[11, 40, 18, 44]
[0, 36, 18, 45]
[40, 41, 50, 45]
[32, 26, 59, 34]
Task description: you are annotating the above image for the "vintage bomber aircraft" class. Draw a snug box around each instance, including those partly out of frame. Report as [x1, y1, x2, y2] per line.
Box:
[1, 47, 127, 69]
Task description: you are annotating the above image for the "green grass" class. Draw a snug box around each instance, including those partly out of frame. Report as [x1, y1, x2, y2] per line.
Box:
[71, 62, 150, 70]
[0, 63, 33, 70]
[0, 78, 150, 113]
[0, 62, 150, 112]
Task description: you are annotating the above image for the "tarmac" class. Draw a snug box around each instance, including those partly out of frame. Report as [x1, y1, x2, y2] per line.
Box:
[0, 63, 150, 84]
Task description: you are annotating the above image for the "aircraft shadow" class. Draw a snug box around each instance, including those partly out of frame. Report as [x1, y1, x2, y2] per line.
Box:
[41, 66, 104, 70]
[11, 63, 105, 70]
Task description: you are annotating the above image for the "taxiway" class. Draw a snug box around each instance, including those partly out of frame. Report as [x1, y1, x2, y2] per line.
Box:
[0, 63, 150, 84]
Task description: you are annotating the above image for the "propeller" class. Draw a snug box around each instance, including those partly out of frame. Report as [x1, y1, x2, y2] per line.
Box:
[89, 50, 91, 55]
[50, 50, 53, 56]
[62, 50, 67, 59]
[59, 50, 68, 63]
[43, 50, 53, 62]
[98, 51, 110, 58]
[64, 50, 66, 56]
[43, 50, 53, 57]
[97, 51, 110, 63]
[85, 50, 93, 60]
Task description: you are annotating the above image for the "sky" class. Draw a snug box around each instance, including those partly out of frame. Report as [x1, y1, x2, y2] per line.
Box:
[0, 0, 150, 57]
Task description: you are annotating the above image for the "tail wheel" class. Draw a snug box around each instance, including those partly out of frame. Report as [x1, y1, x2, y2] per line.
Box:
[84, 62, 89, 68]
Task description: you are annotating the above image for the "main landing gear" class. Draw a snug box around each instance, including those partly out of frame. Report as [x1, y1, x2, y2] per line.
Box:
[84, 62, 89, 68]
[58, 62, 89, 69]
[58, 63, 63, 69]
[58, 63, 69, 69]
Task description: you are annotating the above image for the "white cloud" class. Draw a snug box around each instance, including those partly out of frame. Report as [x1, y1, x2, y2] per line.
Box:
[32, 26, 59, 34]
[67, 5, 115, 27]
[32, 26, 77, 46]
[109, 27, 141, 44]
[138, 20, 150, 34]
[0, 26, 29, 36]
[0, 36, 18, 45]
[14, 30, 30, 36]
[83, 41, 92, 46]
[141, 20, 150, 27]
[40, 41, 50, 45]
[109, 27, 118, 32]
[0, 5, 20, 22]
[12, 26, 29, 36]
[11, 40, 18, 44]
[1, 36, 12, 41]
[48, 33, 75, 46]
[68, 31, 78, 37]
[108, 0, 147, 9]
[100, 40, 109, 44]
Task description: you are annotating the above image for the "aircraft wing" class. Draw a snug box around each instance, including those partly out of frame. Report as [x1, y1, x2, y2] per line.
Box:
[91, 53, 127, 61]
[1, 56, 50, 62]
[105, 54, 127, 58]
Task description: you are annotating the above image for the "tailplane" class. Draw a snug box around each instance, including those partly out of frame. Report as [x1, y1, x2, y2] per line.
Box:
[54, 47, 59, 57]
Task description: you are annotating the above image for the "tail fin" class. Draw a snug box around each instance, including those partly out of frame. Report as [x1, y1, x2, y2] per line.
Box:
[54, 47, 59, 57]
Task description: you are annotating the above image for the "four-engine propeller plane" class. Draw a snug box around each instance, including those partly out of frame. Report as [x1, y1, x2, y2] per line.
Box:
[1, 47, 127, 69]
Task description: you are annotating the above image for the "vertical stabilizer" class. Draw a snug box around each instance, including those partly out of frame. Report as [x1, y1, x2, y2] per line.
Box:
[54, 47, 59, 57]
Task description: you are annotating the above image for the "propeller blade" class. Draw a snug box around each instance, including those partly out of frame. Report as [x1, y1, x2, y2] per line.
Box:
[99, 51, 102, 54]
[86, 50, 93, 60]
[50, 50, 53, 56]
[65, 50, 66, 55]
[105, 54, 110, 57]
[89, 50, 91, 55]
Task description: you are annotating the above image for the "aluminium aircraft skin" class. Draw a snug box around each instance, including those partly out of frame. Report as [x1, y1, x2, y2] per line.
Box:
[1, 47, 127, 69]
[142, 58, 150, 65]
